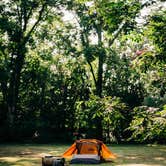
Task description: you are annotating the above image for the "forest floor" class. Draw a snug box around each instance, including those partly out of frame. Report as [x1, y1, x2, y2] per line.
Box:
[0, 143, 165, 166]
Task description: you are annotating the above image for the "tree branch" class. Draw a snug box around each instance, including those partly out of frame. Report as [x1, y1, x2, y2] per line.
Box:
[87, 60, 97, 88]
[15, 2, 22, 29]
[23, 5, 36, 32]
[108, 20, 126, 47]
[81, 31, 97, 87]
[24, 2, 47, 43]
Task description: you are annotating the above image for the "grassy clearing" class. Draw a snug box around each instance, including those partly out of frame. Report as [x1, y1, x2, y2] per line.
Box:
[0, 144, 165, 166]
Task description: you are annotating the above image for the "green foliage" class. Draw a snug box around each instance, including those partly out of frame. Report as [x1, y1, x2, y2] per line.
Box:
[104, 50, 145, 107]
[0, 0, 165, 143]
[133, 54, 166, 106]
[97, 0, 141, 34]
[16, 51, 90, 140]
[128, 106, 166, 143]
[75, 95, 127, 142]
[147, 10, 166, 61]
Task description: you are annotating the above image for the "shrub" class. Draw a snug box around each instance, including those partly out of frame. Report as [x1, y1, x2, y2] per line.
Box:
[75, 95, 128, 142]
[128, 106, 166, 143]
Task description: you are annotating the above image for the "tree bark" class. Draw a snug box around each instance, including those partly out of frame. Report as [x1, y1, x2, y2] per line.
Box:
[96, 23, 103, 98]
[7, 43, 26, 137]
[95, 24, 104, 140]
[96, 53, 104, 98]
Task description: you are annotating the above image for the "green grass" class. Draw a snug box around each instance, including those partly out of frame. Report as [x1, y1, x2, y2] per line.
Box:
[0, 143, 165, 166]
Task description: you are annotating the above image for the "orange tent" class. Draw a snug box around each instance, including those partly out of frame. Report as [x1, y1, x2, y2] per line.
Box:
[62, 139, 116, 160]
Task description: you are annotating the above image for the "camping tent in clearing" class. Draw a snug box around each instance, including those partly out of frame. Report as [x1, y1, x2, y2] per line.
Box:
[62, 139, 116, 163]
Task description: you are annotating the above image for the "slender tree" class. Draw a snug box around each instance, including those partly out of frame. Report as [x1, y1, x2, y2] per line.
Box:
[66, 0, 142, 139]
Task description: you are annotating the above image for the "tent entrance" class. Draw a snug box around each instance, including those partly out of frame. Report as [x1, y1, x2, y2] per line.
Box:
[76, 140, 101, 155]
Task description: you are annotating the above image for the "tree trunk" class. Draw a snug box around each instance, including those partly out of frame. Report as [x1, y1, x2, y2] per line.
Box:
[95, 24, 104, 140]
[96, 53, 104, 98]
[96, 23, 103, 98]
[6, 44, 26, 138]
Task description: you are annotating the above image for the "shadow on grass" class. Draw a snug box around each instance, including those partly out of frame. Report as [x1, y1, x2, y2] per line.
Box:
[0, 161, 11, 166]
[0, 158, 40, 166]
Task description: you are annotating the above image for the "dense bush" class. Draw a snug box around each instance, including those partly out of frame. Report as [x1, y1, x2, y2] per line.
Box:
[128, 106, 166, 143]
[75, 95, 128, 142]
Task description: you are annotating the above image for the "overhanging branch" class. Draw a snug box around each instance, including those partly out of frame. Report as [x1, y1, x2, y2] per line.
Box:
[108, 20, 126, 47]
[24, 2, 47, 43]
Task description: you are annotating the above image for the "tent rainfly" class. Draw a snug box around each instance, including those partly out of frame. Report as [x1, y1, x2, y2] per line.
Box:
[62, 139, 117, 161]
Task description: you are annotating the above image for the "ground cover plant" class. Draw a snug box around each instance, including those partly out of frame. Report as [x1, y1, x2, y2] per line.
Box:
[0, 144, 165, 166]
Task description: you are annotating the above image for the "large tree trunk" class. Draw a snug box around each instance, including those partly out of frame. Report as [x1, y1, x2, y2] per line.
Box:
[6, 44, 26, 138]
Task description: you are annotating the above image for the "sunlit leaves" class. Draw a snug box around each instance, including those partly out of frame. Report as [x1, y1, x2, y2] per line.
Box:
[128, 106, 166, 142]
[147, 10, 166, 61]
[75, 95, 127, 140]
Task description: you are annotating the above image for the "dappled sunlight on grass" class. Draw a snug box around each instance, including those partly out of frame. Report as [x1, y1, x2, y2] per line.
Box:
[124, 156, 138, 159]
[0, 157, 20, 162]
[0, 144, 165, 166]
[0, 157, 40, 166]
[154, 157, 165, 161]
[116, 164, 161, 166]
[0, 144, 68, 166]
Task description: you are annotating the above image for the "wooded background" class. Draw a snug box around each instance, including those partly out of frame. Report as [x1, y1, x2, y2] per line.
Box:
[0, 0, 166, 143]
